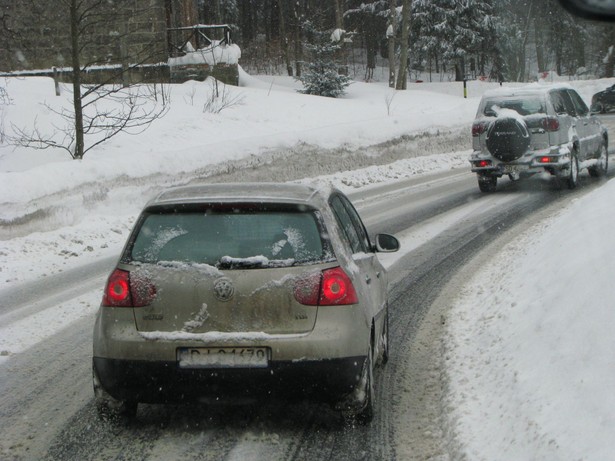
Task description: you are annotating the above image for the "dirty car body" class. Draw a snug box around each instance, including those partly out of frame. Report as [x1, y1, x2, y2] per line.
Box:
[92, 183, 399, 421]
[470, 84, 608, 192]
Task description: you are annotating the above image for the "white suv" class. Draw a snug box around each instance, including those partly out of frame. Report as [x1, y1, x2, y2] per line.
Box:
[470, 84, 608, 192]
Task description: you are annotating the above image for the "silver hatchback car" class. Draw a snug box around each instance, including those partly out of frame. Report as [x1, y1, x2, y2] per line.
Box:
[93, 183, 399, 422]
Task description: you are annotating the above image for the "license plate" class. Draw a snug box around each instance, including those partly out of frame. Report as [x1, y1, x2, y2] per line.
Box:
[178, 347, 269, 369]
[502, 164, 520, 173]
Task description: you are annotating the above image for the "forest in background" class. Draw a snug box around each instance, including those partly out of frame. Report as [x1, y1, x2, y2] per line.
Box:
[200, 0, 615, 83]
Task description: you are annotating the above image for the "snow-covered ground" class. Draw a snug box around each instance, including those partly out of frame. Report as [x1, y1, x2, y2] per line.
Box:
[1, 70, 615, 460]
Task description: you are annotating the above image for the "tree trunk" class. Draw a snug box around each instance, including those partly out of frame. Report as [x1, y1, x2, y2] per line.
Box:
[396, 0, 411, 90]
[605, 47, 614, 78]
[455, 60, 464, 82]
[69, 0, 84, 159]
[517, 2, 533, 81]
[213, 0, 222, 23]
[294, 1, 303, 77]
[604, 27, 615, 78]
[333, 0, 347, 75]
[278, 0, 293, 76]
[333, 0, 343, 30]
[388, 0, 396, 88]
[534, 17, 545, 73]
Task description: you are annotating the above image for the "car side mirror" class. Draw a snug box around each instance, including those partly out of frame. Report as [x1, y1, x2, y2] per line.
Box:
[375, 233, 400, 253]
[557, 0, 615, 21]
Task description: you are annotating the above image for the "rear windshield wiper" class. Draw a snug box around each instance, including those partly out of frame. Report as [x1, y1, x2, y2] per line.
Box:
[215, 255, 299, 269]
[216, 256, 267, 270]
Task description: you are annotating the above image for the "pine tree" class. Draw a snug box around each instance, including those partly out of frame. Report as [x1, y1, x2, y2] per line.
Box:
[413, 0, 497, 81]
[296, 42, 352, 98]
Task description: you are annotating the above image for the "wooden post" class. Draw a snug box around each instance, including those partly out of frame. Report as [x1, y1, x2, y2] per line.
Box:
[53, 67, 61, 96]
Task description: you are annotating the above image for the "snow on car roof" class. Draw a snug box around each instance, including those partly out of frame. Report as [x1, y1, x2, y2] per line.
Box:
[148, 182, 330, 207]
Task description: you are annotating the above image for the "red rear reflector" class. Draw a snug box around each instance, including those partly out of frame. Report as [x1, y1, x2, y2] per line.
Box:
[476, 160, 492, 168]
[294, 267, 358, 306]
[102, 269, 156, 307]
[472, 121, 487, 137]
[541, 117, 559, 131]
[539, 156, 557, 164]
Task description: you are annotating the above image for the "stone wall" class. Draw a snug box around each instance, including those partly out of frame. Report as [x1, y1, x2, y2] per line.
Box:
[0, 0, 168, 72]
[0, 1, 239, 86]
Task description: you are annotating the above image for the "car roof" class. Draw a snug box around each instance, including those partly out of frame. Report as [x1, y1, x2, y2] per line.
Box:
[146, 182, 333, 208]
[481, 83, 575, 100]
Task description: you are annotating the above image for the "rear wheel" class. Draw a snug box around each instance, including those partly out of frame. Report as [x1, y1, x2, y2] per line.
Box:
[566, 151, 579, 189]
[588, 142, 608, 177]
[341, 343, 375, 425]
[93, 369, 137, 421]
[377, 309, 389, 366]
[355, 346, 375, 424]
[478, 174, 497, 193]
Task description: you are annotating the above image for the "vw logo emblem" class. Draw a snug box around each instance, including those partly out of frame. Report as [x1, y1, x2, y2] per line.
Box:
[214, 278, 234, 302]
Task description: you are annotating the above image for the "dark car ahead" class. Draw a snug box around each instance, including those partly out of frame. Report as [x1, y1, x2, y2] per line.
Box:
[591, 84, 615, 113]
[92, 182, 399, 423]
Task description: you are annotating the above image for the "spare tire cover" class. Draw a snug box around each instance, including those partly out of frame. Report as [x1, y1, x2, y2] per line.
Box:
[486, 117, 530, 162]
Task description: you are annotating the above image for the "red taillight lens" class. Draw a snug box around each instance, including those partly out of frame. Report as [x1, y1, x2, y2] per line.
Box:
[102, 269, 156, 307]
[538, 156, 558, 164]
[103, 269, 132, 307]
[475, 159, 492, 168]
[541, 117, 559, 131]
[472, 121, 488, 137]
[294, 267, 359, 306]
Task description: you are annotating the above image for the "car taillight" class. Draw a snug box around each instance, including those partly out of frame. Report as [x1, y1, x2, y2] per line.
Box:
[538, 156, 558, 164]
[102, 269, 156, 307]
[474, 159, 492, 168]
[472, 121, 488, 137]
[294, 267, 359, 306]
[541, 117, 559, 131]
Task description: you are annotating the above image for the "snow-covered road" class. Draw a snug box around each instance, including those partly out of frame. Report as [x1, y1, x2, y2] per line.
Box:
[3, 75, 615, 460]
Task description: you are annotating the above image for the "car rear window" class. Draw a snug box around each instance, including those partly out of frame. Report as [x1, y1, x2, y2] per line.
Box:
[127, 207, 331, 268]
[483, 97, 546, 116]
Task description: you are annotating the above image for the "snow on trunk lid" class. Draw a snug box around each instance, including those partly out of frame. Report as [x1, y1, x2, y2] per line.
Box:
[132, 263, 318, 335]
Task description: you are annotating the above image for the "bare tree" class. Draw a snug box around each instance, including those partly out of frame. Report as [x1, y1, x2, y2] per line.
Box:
[8, 0, 169, 160]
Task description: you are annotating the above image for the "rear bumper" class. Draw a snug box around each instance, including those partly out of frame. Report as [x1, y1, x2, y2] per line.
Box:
[470, 149, 572, 176]
[93, 356, 364, 404]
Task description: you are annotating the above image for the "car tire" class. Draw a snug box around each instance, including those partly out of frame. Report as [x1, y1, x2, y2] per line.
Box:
[93, 369, 137, 421]
[486, 117, 530, 162]
[478, 174, 497, 193]
[588, 142, 608, 177]
[566, 150, 579, 189]
[354, 345, 375, 424]
[377, 309, 389, 366]
[341, 343, 375, 425]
